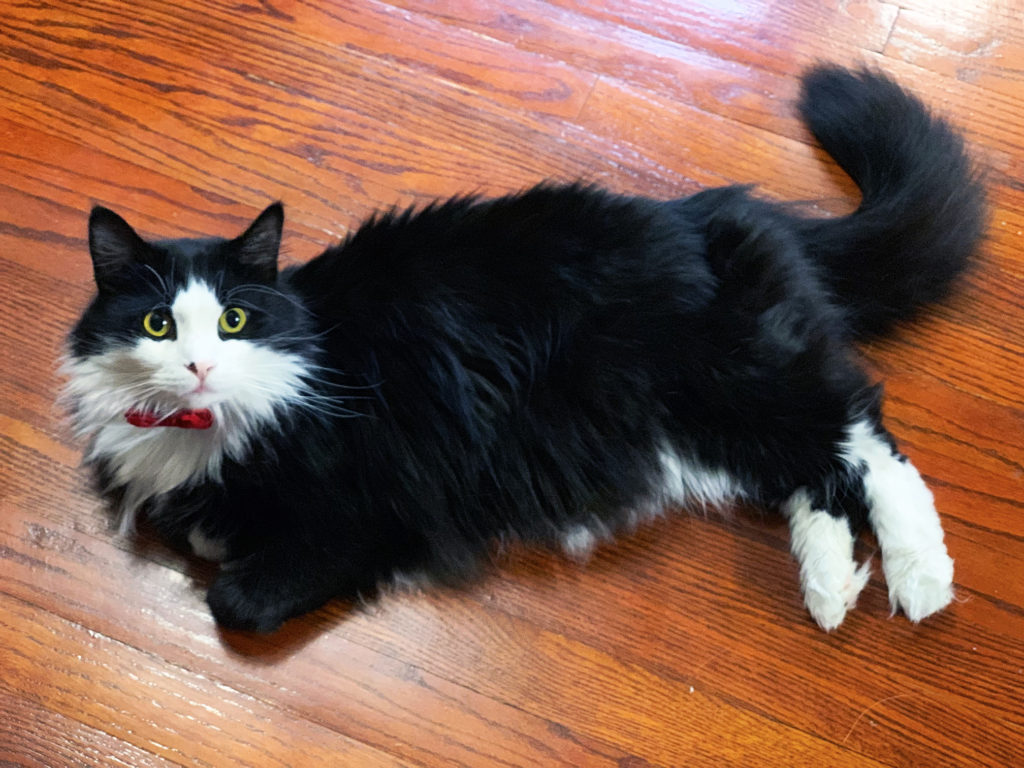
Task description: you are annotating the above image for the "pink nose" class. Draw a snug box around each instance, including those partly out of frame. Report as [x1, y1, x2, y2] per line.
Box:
[186, 361, 215, 381]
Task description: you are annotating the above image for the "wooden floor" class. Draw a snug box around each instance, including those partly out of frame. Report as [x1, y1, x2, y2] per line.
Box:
[1, 1, 1022, 766]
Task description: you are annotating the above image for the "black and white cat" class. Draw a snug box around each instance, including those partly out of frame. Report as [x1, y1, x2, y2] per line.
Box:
[63, 66, 984, 633]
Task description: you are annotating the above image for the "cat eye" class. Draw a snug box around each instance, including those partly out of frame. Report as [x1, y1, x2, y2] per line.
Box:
[219, 307, 248, 334]
[142, 309, 174, 338]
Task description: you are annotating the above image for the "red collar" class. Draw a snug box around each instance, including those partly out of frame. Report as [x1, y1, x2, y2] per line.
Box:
[125, 408, 214, 429]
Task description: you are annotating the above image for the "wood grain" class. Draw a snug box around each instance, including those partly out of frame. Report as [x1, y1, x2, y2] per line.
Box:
[1, 1, 1022, 766]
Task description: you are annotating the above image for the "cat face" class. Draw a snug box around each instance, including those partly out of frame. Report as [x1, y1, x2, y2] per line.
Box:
[64, 204, 314, 445]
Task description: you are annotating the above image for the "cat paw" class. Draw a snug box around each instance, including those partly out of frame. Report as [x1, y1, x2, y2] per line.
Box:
[206, 568, 289, 633]
[784, 490, 868, 631]
[882, 545, 954, 622]
[802, 559, 872, 632]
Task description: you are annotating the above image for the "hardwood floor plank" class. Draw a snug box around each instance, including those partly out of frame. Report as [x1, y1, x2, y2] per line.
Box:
[386, 0, 813, 141]
[337, 591, 1022, 768]
[257, 0, 599, 119]
[0, 691, 180, 768]
[885, 1, 1024, 98]
[544, 0, 899, 73]
[0, 595, 416, 768]
[882, 376, 1024, 534]
[0, 0, 601, 216]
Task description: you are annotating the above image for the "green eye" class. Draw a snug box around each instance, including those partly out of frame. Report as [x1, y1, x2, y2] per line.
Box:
[219, 307, 247, 334]
[142, 310, 173, 338]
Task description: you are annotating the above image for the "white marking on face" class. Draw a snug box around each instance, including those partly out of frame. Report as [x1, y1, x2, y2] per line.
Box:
[62, 278, 312, 529]
[842, 420, 954, 622]
[784, 489, 870, 631]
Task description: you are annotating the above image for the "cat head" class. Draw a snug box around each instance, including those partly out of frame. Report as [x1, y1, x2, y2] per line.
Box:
[64, 203, 316, 447]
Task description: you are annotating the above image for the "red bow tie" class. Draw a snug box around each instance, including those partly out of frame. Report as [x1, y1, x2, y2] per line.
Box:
[125, 408, 214, 429]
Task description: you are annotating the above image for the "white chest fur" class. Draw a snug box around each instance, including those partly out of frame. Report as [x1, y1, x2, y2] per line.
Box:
[89, 420, 228, 532]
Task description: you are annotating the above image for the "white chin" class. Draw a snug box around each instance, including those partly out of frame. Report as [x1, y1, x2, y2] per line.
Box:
[186, 391, 221, 408]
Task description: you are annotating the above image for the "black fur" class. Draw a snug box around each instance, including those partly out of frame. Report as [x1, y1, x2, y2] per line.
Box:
[69, 66, 984, 631]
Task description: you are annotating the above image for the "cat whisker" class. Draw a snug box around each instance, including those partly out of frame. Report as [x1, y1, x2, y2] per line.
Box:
[200, 380, 367, 420]
[296, 367, 385, 392]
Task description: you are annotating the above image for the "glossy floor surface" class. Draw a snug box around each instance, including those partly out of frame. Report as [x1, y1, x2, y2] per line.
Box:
[1, 1, 1022, 766]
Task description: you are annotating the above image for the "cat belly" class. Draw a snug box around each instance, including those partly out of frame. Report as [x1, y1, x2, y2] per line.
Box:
[656, 446, 746, 512]
[560, 446, 746, 559]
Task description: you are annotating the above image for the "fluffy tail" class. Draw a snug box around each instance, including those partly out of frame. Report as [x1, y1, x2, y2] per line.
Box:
[794, 66, 986, 339]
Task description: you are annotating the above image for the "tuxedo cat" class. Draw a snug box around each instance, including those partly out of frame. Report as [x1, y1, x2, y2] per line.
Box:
[64, 66, 984, 632]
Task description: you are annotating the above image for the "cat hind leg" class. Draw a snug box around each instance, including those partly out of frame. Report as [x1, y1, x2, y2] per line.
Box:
[843, 419, 954, 622]
[783, 418, 954, 630]
[784, 488, 871, 631]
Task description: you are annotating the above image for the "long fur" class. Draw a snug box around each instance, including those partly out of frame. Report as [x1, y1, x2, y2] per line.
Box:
[64, 66, 985, 632]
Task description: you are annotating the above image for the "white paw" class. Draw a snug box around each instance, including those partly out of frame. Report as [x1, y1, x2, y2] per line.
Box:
[882, 544, 954, 622]
[785, 490, 869, 631]
[803, 559, 872, 632]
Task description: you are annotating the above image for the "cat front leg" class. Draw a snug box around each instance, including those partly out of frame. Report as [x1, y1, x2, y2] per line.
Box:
[206, 545, 372, 632]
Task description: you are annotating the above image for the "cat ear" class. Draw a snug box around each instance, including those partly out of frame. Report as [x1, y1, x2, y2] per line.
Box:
[233, 202, 283, 282]
[88, 206, 148, 292]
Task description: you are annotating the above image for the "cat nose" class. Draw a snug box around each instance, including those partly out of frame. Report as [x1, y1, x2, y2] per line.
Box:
[186, 361, 215, 381]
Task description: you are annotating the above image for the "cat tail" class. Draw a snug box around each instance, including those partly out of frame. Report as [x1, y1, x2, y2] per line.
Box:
[793, 65, 986, 339]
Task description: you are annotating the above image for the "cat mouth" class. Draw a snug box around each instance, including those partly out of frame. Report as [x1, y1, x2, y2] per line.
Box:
[183, 385, 221, 406]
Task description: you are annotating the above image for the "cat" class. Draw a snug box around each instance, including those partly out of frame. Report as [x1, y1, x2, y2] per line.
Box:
[63, 66, 985, 633]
